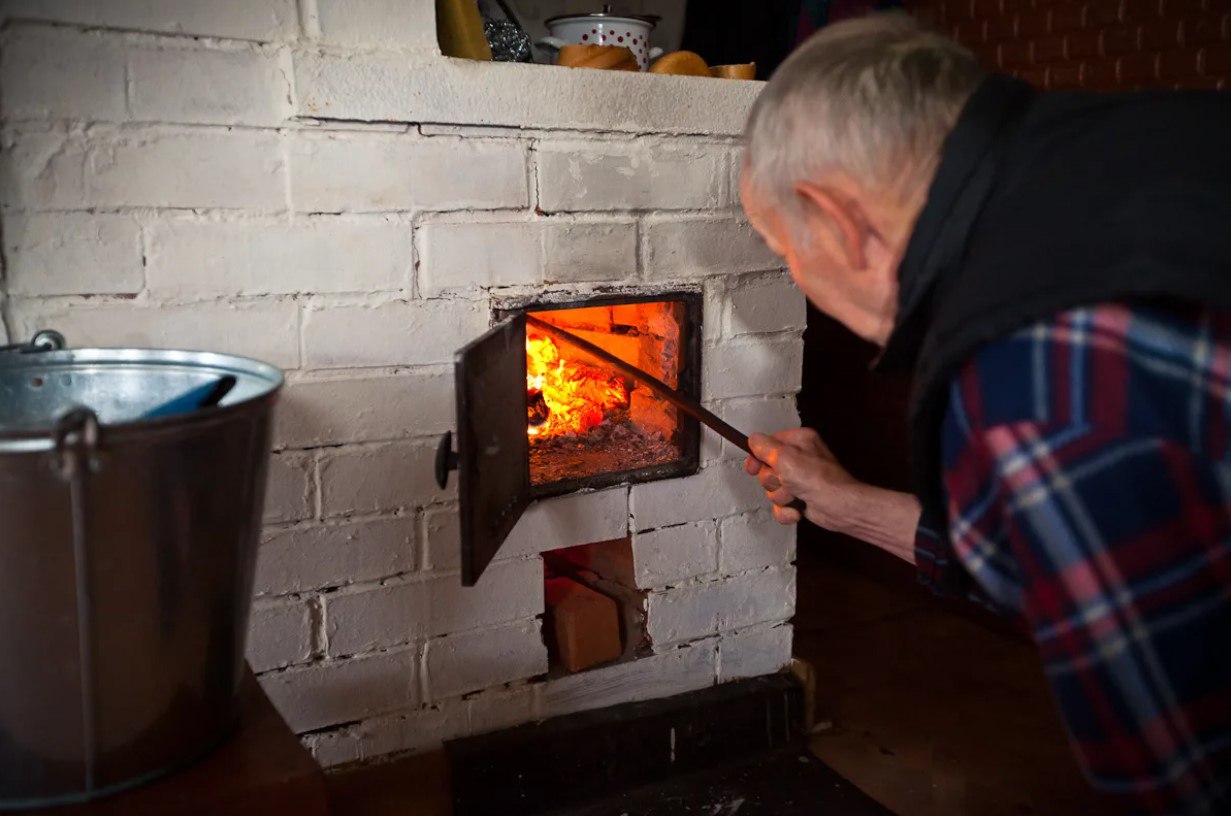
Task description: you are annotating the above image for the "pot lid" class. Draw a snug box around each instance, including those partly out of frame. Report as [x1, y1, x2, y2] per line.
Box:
[545, 5, 660, 27]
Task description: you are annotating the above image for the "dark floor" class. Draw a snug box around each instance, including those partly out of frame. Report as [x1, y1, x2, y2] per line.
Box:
[555, 749, 892, 816]
[796, 544, 1119, 816]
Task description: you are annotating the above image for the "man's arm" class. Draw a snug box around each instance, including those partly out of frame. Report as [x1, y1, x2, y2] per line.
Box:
[744, 428, 921, 564]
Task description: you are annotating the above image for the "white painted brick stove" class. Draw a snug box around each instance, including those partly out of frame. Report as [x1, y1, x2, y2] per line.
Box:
[0, 0, 804, 766]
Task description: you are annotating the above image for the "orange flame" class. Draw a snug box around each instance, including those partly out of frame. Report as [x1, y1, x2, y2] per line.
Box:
[527, 330, 629, 438]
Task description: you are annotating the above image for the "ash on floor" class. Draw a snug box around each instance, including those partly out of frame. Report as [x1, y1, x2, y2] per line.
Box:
[551, 750, 891, 816]
[530, 419, 679, 485]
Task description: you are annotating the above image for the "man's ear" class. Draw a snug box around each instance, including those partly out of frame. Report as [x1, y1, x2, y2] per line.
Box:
[793, 180, 869, 270]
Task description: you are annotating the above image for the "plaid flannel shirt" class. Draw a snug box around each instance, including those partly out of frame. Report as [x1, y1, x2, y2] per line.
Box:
[915, 303, 1231, 814]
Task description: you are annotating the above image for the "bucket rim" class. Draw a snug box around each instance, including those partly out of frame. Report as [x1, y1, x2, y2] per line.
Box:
[0, 347, 284, 452]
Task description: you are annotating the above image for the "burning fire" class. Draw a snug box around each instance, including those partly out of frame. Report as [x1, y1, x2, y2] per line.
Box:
[526, 330, 629, 439]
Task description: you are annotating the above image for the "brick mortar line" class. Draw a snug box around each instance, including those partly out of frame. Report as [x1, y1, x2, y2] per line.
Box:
[278, 434, 457, 453]
[322, 616, 544, 663]
[704, 330, 806, 345]
[419, 122, 746, 144]
[1, 116, 747, 143]
[280, 363, 454, 382]
[314, 554, 540, 599]
[0, 16, 301, 48]
[3, 209, 420, 224]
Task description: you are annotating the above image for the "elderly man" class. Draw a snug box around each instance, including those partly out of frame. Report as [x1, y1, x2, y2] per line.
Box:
[740, 14, 1231, 815]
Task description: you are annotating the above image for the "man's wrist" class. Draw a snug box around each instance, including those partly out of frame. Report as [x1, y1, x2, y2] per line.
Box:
[826, 484, 921, 563]
[824, 481, 883, 538]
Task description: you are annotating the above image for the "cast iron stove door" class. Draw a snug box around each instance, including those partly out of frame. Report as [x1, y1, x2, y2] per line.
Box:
[445, 314, 531, 586]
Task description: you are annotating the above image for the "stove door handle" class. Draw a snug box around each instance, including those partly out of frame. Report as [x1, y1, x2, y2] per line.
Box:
[435, 430, 459, 490]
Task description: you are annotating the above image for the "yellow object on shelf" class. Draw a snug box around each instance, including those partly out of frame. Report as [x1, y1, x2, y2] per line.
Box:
[648, 51, 711, 77]
[710, 63, 757, 80]
[436, 0, 492, 61]
[557, 44, 639, 72]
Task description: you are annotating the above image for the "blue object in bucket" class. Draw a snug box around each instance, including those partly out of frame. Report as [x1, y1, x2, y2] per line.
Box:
[141, 375, 237, 420]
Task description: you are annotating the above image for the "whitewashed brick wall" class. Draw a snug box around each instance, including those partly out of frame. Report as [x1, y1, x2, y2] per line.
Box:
[0, 0, 802, 768]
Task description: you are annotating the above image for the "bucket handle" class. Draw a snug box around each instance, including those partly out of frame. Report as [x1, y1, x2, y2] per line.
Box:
[50, 407, 104, 478]
[0, 328, 67, 355]
[48, 406, 102, 794]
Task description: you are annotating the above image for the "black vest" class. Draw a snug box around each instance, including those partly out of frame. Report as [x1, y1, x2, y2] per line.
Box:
[876, 75, 1231, 539]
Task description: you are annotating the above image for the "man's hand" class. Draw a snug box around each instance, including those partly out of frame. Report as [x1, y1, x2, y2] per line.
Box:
[744, 427, 923, 565]
[744, 428, 862, 528]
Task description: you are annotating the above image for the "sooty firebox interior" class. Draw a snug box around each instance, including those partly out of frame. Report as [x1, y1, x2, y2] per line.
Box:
[518, 293, 701, 497]
[444, 291, 701, 586]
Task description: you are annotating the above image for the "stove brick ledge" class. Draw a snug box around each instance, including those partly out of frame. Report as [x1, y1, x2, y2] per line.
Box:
[540, 639, 718, 720]
[301, 640, 722, 766]
[293, 48, 761, 137]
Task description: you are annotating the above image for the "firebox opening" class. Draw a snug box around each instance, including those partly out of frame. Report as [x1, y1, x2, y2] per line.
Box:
[518, 293, 701, 497]
[542, 537, 648, 676]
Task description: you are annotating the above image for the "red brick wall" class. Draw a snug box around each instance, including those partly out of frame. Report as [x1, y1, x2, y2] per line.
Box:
[908, 0, 1231, 90]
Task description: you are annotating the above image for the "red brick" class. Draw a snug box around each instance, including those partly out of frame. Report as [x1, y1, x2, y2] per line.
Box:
[1158, 48, 1203, 76]
[1000, 39, 1035, 66]
[1123, 0, 1163, 20]
[974, 0, 1004, 16]
[946, 0, 976, 21]
[1003, 0, 1034, 10]
[954, 19, 987, 42]
[1140, 17, 1184, 48]
[1087, 0, 1126, 25]
[1033, 34, 1070, 60]
[544, 576, 623, 674]
[1102, 25, 1142, 53]
[1119, 50, 1161, 80]
[1052, 3, 1088, 30]
[1017, 66, 1051, 85]
[971, 43, 1001, 66]
[1161, 0, 1208, 17]
[1016, 8, 1052, 34]
[1049, 63, 1085, 86]
[986, 13, 1019, 40]
[1084, 57, 1122, 85]
[1068, 29, 1104, 56]
[1180, 14, 1226, 44]
[1206, 43, 1231, 73]
[1178, 76, 1225, 88]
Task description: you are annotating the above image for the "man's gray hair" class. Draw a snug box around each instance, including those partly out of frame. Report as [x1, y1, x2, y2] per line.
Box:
[745, 13, 985, 212]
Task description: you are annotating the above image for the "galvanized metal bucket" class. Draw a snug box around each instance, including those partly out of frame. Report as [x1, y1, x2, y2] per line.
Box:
[0, 331, 284, 809]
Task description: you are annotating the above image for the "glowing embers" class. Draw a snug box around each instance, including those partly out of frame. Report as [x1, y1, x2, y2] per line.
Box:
[526, 331, 629, 439]
[524, 297, 699, 492]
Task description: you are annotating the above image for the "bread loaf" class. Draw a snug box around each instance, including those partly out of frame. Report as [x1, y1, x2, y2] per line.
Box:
[648, 51, 710, 77]
[710, 63, 757, 80]
[557, 44, 639, 71]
